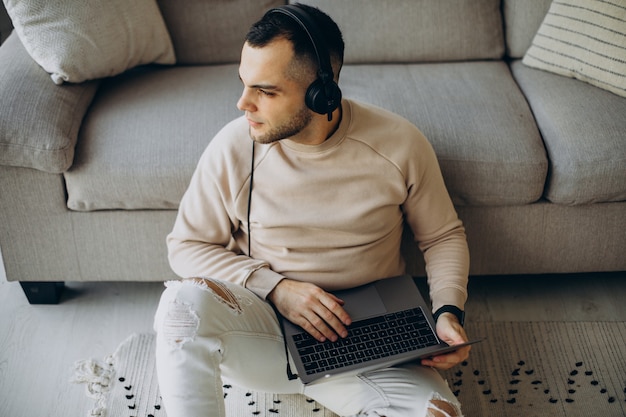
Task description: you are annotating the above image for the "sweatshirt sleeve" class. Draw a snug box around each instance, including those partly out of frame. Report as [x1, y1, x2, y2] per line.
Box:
[166, 126, 285, 299]
[402, 132, 470, 313]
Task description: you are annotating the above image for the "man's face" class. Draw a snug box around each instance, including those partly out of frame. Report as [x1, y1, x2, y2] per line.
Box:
[237, 38, 314, 144]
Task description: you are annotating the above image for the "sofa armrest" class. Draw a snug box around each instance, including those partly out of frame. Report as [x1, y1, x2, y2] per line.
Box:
[0, 33, 100, 173]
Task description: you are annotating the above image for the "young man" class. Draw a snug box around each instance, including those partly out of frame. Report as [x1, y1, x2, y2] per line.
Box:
[154, 4, 470, 417]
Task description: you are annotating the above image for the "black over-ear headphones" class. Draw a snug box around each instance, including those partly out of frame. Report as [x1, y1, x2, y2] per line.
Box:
[266, 4, 342, 121]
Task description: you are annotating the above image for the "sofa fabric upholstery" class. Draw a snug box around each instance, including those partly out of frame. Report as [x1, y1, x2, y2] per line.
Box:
[65, 61, 548, 211]
[302, 0, 505, 63]
[511, 61, 626, 205]
[64, 65, 243, 211]
[0, 33, 100, 173]
[340, 62, 547, 206]
[156, 0, 284, 65]
[502, 0, 553, 58]
[0, 0, 625, 297]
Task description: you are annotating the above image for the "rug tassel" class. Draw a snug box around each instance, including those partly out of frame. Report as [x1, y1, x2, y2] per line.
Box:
[70, 355, 115, 417]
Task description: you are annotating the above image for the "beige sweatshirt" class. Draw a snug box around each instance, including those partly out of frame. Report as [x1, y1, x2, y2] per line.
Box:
[167, 99, 469, 311]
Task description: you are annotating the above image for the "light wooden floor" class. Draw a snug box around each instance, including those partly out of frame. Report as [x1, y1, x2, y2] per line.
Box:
[1, 271, 625, 417]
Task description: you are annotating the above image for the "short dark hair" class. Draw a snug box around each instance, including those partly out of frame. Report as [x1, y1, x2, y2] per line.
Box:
[245, 4, 344, 80]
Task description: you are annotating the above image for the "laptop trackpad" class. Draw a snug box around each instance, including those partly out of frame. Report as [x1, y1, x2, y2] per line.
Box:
[333, 284, 387, 321]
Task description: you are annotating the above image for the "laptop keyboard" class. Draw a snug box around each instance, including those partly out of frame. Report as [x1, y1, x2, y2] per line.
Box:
[292, 307, 438, 375]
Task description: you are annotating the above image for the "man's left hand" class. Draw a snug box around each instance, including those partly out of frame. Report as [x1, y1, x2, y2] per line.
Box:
[420, 312, 471, 370]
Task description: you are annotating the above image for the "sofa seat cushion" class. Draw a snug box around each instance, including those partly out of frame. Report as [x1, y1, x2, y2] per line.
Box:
[65, 61, 547, 211]
[511, 60, 626, 205]
[64, 65, 243, 211]
[340, 61, 548, 206]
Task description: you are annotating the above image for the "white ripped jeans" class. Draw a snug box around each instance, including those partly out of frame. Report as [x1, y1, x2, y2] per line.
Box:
[153, 279, 463, 417]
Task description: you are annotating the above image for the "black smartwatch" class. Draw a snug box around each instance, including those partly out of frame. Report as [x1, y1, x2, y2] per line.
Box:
[433, 305, 465, 326]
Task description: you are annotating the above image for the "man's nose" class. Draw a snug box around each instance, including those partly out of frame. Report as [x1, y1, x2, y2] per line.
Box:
[237, 88, 256, 112]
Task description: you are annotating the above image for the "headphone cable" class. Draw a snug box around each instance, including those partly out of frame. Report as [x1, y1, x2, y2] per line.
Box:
[247, 139, 255, 257]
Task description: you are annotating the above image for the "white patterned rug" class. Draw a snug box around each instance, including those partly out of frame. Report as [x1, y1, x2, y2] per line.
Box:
[72, 322, 626, 417]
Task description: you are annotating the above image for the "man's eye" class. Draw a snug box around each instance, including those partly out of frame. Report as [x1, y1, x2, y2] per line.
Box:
[259, 89, 275, 96]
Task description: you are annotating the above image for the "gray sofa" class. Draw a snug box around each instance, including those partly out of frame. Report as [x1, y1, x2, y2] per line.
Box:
[1, 0, 625, 304]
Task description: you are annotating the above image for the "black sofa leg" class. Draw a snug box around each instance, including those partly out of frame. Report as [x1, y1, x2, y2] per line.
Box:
[19, 282, 65, 304]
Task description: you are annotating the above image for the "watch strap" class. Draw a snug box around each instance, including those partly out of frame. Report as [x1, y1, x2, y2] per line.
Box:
[433, 305, 465, 326]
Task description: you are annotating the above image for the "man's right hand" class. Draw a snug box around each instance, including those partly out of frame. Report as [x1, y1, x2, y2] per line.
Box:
[267, 278, 352, 342]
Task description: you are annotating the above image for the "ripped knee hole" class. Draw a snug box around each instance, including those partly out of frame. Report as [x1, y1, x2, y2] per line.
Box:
[427, 399, 461, 417]
[162, 298, 200, 348]
[189, 277, 244, 314]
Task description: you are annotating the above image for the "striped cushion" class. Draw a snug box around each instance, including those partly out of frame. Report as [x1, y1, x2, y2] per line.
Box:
[522, 0, 626, 97]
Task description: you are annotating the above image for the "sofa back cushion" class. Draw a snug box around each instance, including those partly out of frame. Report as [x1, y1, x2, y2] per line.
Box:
[297, 0, 504, 64]
[341, 62, 548, 206]
[157, 0, 286, 65]
[64, 65, 244, 211]
[502, 0, 552, 58]
[65, 62, 548, 211]
[157, 0, 504, 64]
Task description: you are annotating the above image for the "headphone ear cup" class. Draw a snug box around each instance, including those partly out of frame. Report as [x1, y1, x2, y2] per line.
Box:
[305, 78, 342, 115]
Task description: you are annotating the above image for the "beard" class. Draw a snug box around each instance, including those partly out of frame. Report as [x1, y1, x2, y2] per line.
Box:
[249, 105, 313, 144]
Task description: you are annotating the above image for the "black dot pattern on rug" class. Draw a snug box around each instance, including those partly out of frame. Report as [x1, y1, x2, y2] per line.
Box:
[564, 361, 623, 405]
[223, 386, 326, 415]
[117, 375, 163, 417]
[306, 398, 323, 412]
[446, 358, 624, 408]
[115, 367, 626, 415]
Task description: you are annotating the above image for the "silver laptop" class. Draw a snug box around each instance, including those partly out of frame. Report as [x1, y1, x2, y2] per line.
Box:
[282, 275, 482, 384]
